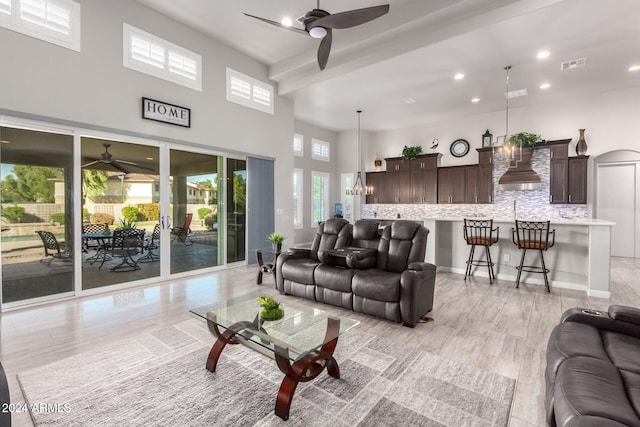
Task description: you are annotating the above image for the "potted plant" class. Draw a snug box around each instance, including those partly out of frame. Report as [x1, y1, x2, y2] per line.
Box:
[256, 296, 284, 321]
[267, 232, 285, 252]
[508, 132, 543, 152]
[401, 145, 423, 160]
[117, 217, 137, 230]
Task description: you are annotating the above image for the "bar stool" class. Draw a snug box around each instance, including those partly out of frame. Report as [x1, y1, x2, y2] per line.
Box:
[463, 219, 499, 283]
[511, 220, 556, 292]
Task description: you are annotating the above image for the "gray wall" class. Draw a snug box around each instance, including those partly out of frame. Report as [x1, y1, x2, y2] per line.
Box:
[0, 0, 295, 243]
[293, 120, 338, 244]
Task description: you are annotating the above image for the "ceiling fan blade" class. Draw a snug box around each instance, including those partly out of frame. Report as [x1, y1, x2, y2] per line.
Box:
[317, 29, 332, 70]
[310, 5, 389, 30]
[110, 160, 131, 175]
[243, 13, 308, 36]
[82, 160, 101, 168]
[116, 160, 156, 172]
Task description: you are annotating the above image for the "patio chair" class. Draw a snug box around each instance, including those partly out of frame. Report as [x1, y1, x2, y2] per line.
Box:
[138, 223, 160, 262]
[170, 213, 193, 246]
[110, 229, 145, 272]
[35, 230, 71, 266]
[82, 223, 106, 251]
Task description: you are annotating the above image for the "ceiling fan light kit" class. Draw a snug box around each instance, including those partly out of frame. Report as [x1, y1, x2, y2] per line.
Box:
[244, 2, 389, 70]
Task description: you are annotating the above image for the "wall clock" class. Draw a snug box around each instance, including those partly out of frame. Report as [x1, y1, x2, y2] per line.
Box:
[450, 139, 470, 157]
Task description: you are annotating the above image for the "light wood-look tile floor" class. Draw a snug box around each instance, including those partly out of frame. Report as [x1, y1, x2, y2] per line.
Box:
[2, 257, 639, 427]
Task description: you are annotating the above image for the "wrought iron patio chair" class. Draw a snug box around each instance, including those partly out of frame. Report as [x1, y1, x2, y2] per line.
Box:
[35, 230, 71, 266]
[138, 223, 160, 262]
[110, 229, 145, 272]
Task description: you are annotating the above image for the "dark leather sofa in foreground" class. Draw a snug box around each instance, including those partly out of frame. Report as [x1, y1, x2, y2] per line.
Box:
[276, 218, 437, 327]
[546, 305, 640, 426]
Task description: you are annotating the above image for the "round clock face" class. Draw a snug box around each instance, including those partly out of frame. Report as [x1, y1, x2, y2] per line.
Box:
[450, 139, 470, 157]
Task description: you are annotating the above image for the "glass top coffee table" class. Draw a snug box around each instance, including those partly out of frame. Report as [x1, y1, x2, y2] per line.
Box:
[190, 292, 359, 420]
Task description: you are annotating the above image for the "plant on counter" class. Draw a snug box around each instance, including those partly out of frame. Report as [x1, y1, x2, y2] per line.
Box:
[256, 296, 284, 320]
[401, 145, 423, 160]
[508, 132, 543, 151]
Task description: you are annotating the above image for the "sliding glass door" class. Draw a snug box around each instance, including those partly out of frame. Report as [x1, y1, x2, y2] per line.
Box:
[81, 137, 160, 290]
[226, 158, 246, 264]
[169, 149, 223, 274]
[0, 126, 74, 304]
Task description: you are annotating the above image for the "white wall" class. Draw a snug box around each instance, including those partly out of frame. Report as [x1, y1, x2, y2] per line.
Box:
[0, 0, 295, 242]
[293, 120, 338, 243]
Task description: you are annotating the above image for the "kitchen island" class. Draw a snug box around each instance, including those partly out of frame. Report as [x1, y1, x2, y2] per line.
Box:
[424, 217, 615, 298]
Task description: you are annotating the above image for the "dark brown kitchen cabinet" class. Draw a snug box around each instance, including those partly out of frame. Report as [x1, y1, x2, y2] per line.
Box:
[568, 156, 588, 204]
[365, 172, 386, 204]
[438, 166, 466, 204]
[410, 154, 440, 203]
[386, 169, 411, 203]
[476, 148, 493, 203]
[464, 165, 478, 203]
[550, 143, 569, 204]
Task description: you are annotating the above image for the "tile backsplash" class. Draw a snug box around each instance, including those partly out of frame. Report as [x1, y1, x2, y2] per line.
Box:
[362, 146, 589, 221]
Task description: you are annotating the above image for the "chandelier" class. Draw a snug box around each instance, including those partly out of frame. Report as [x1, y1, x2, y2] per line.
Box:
[346, 110, 373, 196]
[494, 65, 523, 168]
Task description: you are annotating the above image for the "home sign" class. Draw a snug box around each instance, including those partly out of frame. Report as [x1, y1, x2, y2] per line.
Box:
[142, 97, 191, 128]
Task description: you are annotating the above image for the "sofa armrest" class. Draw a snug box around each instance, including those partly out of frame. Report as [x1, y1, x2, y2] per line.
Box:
[287, 247, 312, 258]
[344, 248, 377, 269]
[407, 262, 437, 272]
[609, 305, 640, 327]
[276, 251, 310, 293]
[561, 306, 640, 339]
[399, 265, 437, 327]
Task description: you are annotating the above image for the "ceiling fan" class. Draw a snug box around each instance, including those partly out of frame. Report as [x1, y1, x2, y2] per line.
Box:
[82, 143, 154, 175]
[244, 1, 390, 70]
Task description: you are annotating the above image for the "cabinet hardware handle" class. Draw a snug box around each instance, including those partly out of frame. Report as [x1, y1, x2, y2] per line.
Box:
[569, 194, 572, 203]
[550, 195, 552, 203]
[475, 196, 478, 203]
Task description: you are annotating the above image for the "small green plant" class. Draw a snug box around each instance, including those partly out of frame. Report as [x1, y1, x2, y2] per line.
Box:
[49, 212, 66, 225]
[401, 145, 423, 160]
[256, 296, 284, 320]
[267, 232, 285, 244]
[508, 132, 543, 151]
[90, 212, 115, 225]
[1, 205, 25, 223]
[118, 217, 137, 230]
[138, 203, 160, 221]
[82, 207, 90, 221]
[197, 207, 212, 220]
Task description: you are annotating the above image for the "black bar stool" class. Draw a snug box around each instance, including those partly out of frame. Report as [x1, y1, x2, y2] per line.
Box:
[463, 219, 499, 283]
[511, 220, 556, 292]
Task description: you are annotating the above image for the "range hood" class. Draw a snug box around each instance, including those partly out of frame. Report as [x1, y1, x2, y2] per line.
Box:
[497, 149, 541, 191]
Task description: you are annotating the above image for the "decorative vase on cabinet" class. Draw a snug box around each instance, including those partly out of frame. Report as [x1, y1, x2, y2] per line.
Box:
[576, 129, 588, 156]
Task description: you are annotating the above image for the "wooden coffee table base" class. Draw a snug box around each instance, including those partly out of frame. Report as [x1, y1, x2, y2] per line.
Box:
[204, 316, 341, 421]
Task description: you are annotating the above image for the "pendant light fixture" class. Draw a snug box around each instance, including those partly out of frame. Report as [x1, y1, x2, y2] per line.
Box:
[495, 65, 522, 168]
[346, 110, 373, 196]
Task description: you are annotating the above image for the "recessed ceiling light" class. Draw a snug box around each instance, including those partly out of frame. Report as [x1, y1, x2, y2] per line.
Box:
[0, 140, 10, 144]
[537, 50, 550, 59]
[281, 16, 293, 27]
[539, 83, 551, 89]
[471, 97, 480, 103]
[629, 65, 640, 72]
[145, 157, 154, 160]
[454, 73, 464, 80]
[403, 97, 416, 104]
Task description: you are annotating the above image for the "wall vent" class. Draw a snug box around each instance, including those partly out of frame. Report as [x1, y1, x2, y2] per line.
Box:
[561, 57, 587, 71]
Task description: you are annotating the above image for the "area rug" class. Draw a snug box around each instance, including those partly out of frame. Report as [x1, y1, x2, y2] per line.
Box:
[18, 319, 515, 426]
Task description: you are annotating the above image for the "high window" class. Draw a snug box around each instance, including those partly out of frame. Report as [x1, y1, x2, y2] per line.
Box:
[311, 172, 330, 226]
[293, 134, 303, 157]
[0, 0, 81, 51]
[226, 68, 274, 115]
[123, 23, 202, 91]
[311, 139, 330, 162]
[293, 168, 303, 229]
[341, 173, 354, 223]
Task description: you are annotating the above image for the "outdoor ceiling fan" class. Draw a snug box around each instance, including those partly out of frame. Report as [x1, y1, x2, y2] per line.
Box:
[244, 1, 390, 70]
[82, 143, 154, 175]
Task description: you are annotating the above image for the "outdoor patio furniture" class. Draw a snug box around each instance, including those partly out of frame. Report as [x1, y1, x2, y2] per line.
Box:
[35, 230, 71, 266]
[138, 223, 160, 262]
[82, 223, 106, 251]
[170, 213, 193, 246]
[110, 229, 145, 272]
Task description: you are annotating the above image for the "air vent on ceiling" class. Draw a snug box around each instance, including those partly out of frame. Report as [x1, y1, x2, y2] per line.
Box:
[561, 57, 587, 71]
[507, 88, 528, 99]
[296, 15, 306, 24]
